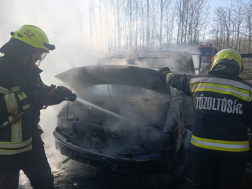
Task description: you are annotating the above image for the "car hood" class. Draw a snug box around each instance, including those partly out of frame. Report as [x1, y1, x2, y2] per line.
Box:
[55, 65, 168, 94]
[55, 65, 170, 129]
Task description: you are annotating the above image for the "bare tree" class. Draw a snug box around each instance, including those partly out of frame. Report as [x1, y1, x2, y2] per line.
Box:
[82, 0, 210, 53]
[211, 0, 252, 53]
[246, 2, 252, 53]
[146, 0, 150, 50]
[175, 0, 209, 47]
[116, 0, 121, 51]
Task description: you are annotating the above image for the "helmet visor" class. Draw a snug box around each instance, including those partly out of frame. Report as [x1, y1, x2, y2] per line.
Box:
[41, 52, 47, 61]
[35, 51, 47, 67]
[35, 60, 41, 67]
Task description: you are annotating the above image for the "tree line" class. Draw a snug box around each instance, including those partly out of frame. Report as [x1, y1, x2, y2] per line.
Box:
[210, 0, 252, 54]
[86, 0, 251, 53]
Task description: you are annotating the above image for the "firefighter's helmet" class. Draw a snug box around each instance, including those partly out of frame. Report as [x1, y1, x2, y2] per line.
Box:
[11, 25, 55, 53]
[210, 48, 242, 74]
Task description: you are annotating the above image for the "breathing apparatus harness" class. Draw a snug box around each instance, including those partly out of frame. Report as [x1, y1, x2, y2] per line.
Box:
[0, 85, 76, 132]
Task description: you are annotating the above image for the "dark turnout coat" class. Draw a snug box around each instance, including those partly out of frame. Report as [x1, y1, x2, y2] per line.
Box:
[0, 55, 43, 155]
[166, 66, 252, 157]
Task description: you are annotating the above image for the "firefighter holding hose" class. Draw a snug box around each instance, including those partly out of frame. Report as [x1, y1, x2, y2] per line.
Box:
[159, 49, 252, 189]
[0, 25, 76, 189]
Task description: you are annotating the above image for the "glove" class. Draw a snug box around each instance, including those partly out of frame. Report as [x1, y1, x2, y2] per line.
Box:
[25, 90, 48, 108]
[51, 86, 76, 105]
[159, 67, 171, 84]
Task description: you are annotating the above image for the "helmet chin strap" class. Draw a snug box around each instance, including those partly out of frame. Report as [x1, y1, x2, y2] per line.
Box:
[26, 49, 37, 69]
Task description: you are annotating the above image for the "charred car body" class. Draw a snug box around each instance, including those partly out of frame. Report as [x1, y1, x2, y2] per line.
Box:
[53, 51, 195, 174]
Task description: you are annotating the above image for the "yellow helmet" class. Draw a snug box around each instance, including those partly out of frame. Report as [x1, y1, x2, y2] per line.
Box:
[11, 25, 55, 53]
[210, 48, 242, 74]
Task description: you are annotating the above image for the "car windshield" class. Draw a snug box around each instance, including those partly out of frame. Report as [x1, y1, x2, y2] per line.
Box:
[89, 84, 168, 99]
[97, 52, 195, 74]
[136, 58, 176, 71]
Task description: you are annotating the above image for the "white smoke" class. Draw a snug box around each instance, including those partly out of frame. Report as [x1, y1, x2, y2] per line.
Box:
[0, 1, 195, 187]
[0, 0, 105, 187]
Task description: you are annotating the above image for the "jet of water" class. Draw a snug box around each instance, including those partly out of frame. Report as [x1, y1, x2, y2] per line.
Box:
[75, 97, 131, 123]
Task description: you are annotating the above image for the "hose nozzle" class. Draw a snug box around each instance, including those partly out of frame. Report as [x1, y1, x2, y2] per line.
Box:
[69, 93, 77, 102]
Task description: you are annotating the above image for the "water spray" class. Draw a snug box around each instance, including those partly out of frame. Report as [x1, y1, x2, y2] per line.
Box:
[75, 97, 130, 123]
[49, 87, 131, 123]
[0, 88, 133, 133]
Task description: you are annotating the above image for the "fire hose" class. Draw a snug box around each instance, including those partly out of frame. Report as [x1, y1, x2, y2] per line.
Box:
[42, 84, 56, 109]
[0, 111, 27, 132]
[0, 85, 76, 132]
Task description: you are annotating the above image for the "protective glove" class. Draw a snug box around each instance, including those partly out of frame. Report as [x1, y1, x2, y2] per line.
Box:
[25, 90, 48, 108]
[159, 67, 171, 84]
[51, 86, 76, 105]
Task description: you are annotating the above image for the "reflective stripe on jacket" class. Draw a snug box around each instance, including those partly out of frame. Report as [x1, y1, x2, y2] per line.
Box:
[0, 85, 33, 154]
[166, 69, 252, 157]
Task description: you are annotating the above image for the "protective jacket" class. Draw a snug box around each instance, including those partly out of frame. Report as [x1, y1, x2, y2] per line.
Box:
[166, 65, 252, 157]
[0, 55, 43, 155]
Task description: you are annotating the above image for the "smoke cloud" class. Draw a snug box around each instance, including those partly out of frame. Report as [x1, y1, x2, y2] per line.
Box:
[0, 0, 106, 187]
[0, 1, 195, 187]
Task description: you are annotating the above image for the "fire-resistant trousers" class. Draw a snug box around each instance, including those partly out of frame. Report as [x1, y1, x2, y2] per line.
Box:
[192, 151, 247, 189]
[0, 136, 54, 189]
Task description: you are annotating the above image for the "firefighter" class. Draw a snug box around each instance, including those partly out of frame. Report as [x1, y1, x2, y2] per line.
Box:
[0, 25, 76, 189]
[159, 49, 252, 189]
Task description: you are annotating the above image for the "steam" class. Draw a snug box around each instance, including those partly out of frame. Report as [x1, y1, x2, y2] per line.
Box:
[75, 97, 130, 122]
[60, 77, 171, 157]
[0, 0, 108, 187]
[0, 1, 195, 187]
[54, 50, 194, 158]
[96, 51, 197, 72]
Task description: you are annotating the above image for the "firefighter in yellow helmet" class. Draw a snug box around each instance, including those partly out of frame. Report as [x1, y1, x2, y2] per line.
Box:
[0, 25, 76, 189]
[159, 49, 251, 189]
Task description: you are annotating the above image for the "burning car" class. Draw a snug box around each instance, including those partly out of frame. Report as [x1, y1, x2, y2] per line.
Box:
[53, 51, 195, 174]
